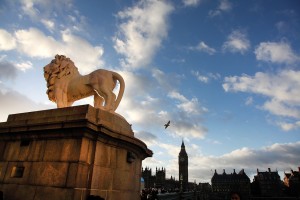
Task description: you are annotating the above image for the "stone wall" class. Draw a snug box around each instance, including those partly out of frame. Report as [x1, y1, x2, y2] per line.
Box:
[0, 105, 152, 200]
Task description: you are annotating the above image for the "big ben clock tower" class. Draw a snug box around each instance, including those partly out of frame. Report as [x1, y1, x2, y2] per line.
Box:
[178, 140, 188, 191]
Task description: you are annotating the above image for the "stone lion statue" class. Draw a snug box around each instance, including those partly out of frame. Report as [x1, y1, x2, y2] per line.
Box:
[44, 55, 125, 111]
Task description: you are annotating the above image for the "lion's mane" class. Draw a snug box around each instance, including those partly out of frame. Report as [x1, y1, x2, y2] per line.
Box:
[44, 55, 79, 102]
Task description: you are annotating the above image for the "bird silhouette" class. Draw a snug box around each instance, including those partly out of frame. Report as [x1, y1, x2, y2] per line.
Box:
[164, 120, 170, 129]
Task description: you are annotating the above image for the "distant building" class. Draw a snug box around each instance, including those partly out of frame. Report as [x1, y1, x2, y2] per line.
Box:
[178, 140, 189, 191]
[155, 167, 166, 188]
[197, 182, 212, 200]
[283, 167, 300, 197]
[164, 176, 179, 191]
[211, 169, 250, 199]
[141, 167, 155, 188]
[142, 141, 191, 191]
[251, 168, 282, 197]
[141, 167, 166, 188]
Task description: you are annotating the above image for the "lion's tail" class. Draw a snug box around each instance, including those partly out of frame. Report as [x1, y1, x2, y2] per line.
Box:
[112, 71, 125, 111]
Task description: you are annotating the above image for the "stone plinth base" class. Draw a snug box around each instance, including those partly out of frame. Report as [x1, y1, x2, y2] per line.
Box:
[0, 105, 152, 200]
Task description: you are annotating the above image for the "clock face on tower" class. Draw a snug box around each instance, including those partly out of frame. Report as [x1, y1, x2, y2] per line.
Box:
[180, 157, 185, 162]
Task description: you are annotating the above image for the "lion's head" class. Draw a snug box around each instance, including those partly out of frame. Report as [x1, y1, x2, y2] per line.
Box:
[44, 55, 79, 102]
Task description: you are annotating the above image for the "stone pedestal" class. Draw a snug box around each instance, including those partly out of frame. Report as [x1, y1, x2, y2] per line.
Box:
[0, 105, 152, 200]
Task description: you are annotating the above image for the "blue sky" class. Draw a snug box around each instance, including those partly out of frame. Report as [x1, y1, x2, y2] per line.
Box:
[0, 0, 300, 183]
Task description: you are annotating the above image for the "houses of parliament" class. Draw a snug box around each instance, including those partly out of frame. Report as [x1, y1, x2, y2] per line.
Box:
[141, 141, 300, 199]
[142, 141, 189, 191]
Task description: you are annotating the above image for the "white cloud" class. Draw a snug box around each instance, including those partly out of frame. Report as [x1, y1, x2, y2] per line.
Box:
[222, 30, 250, 54]
[113, 0, 173, 69]
[19, 0, 86, 34]
[219, 0, 232, 11]
[117, 70, 163, 125]
[20, 0, 39, 19]
[15, 61, 33, 71]
[15, 28, 61, 58]
[178, 98, 201, 114]
[182, 0, 201, 7]
[20, 0, 73, 20]
[168, 90, 208, 116]
[168, 90, 187, 104]
[192, 71, 220, 83]
[223, 70, 300, 130]
[152, 68, 177, 90]
[223, 70, 300, 105]
[168, 90, 208, 115]
[41, 19, 55, 31]
[194, 72, 209, 83]
[245, 96, 253, 105]
[172, 121, 207, 139]
[0, 29, 17, 51]
[116, 70, 207, 139]
[60, 30, 104, 73]
[208, 0, 232, 17]
[263, 99, 300, 119]
[158, 143, 182, 159]
[189, 41, 216, 55]
[14, 28, 104, 74]
[254, 41, 300, 64]
[277, 121, 300, 131]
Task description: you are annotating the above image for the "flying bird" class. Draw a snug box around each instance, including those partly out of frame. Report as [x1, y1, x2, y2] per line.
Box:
[164, 120, 170, 129]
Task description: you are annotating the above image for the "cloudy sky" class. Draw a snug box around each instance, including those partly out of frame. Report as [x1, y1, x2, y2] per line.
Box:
[0, 0, 299, 183]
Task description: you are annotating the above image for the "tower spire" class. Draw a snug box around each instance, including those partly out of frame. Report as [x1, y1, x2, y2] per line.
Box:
[181, 138, 185, 149]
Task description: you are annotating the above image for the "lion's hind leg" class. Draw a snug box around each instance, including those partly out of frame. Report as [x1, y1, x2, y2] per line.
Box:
[94, 91, 104, 109]
[102, 90, 116, 111]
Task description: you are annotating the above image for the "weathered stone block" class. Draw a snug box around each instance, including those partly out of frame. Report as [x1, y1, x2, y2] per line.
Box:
[2, 184, 36, 200]
[94, 142, 112, 167]
[33, 186, 74, 200]
[43, 139, 63, 161]
[29, 162, 68, 187]
[92, 166, 113, 190]
[73, 189, 88, 200]
[18, 143, 31, 161]
[28, 140, 46, 161]
[115, 148, 130, 171]
[109, 146, 117, 169]
[112, 169, 135, 191]
[0, 162, 8, 182]
[60, 138, 81, 161]
[109, 190, 138, 200]
[66, 162, 89, 188]
[3, 141, 20, 161]
[79, 137, 94, 163]
[4, 161, 31, 184]
[0, 141, 6, 160]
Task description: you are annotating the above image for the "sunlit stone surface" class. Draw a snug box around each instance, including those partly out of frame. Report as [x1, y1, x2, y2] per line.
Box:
[0, 105, 152, 200]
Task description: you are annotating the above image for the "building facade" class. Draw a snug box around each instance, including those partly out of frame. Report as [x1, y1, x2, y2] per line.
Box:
[283, 167, 300, 197]
[142, 167, 155, 188]
[211, 169, 250, 199]
[141, 167, 166, 188]
[251, 168, 282, 197]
